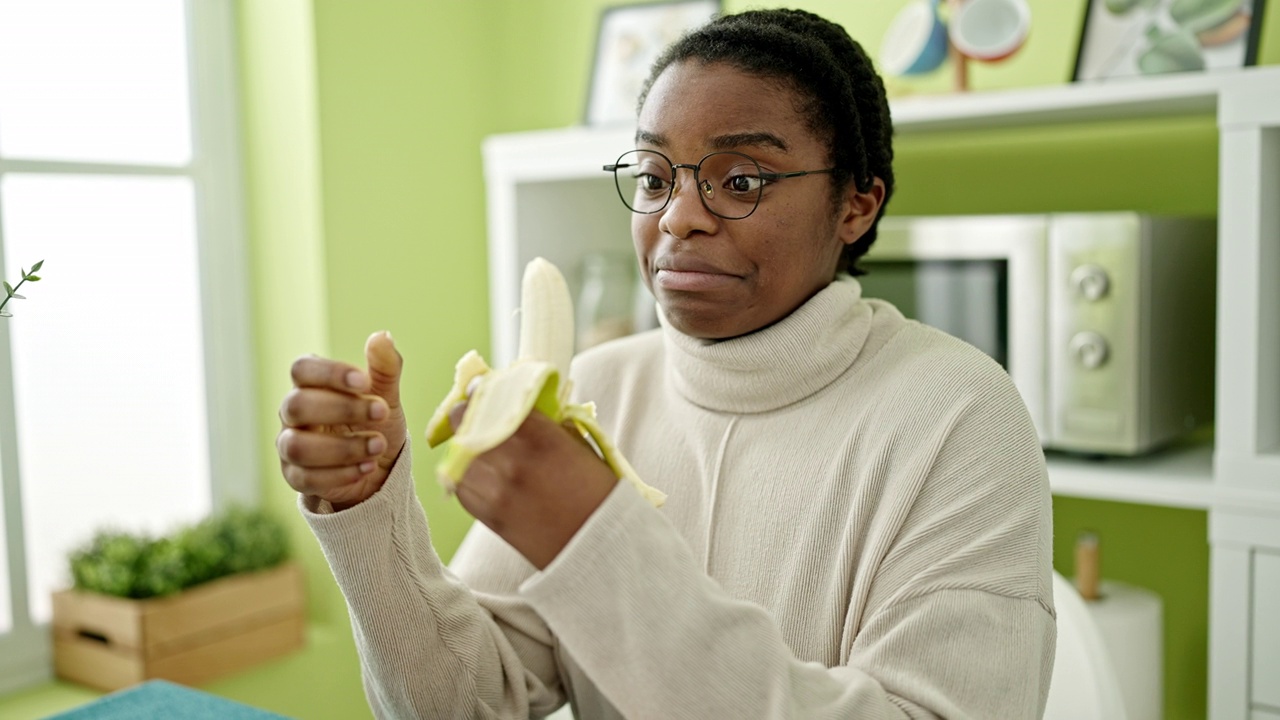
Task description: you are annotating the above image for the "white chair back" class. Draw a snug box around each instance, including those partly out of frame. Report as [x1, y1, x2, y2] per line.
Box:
[1043, 571, 1129, 720]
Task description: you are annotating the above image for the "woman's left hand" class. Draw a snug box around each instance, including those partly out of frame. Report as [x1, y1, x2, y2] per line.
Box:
[447, 404, 619, 569]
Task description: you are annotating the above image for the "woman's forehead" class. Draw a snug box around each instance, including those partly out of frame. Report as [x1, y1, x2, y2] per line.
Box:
[638, 62, 813, 154]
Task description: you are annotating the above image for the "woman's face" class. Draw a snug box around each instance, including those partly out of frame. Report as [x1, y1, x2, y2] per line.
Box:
[631, 60, 882, 340]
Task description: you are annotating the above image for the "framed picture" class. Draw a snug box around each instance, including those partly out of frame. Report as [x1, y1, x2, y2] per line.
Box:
[1073, 0, 1267, 82]
[585, 0, 720, 126]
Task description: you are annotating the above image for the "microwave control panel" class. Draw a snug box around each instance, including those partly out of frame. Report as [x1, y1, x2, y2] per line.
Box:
[1048, 213, 1216, 455]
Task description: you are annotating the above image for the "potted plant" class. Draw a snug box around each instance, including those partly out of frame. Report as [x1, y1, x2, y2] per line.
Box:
[51, 506, 305, 692]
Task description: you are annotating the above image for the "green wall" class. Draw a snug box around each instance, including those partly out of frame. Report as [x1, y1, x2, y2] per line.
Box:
[4, 0, 1275, 717]
[1054, 497, 1211, 719]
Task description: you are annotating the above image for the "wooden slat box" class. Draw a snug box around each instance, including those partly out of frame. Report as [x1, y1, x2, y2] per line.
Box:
[51, 562, 305, 692]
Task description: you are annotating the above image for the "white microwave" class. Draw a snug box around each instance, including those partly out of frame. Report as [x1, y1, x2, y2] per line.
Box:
[860, 212, 1216, 456]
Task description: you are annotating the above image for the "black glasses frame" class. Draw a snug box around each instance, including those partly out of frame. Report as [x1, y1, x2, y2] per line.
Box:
[603, 149, 839, 220]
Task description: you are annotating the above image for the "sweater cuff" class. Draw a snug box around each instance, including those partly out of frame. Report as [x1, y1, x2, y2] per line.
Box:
[518, 478, 647, 602]
[297, 442, 416, 550]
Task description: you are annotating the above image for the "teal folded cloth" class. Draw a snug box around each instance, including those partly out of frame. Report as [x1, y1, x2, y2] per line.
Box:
[45, 680, 293, 720]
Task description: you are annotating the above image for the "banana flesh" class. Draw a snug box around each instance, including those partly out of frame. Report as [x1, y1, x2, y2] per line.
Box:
[424, 257, 666, 507]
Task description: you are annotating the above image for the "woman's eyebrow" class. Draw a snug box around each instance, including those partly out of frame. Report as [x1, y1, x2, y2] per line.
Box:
[635, 129, 667, 147]
[634, 130, 790, 153]
[709, 132, 789, 152]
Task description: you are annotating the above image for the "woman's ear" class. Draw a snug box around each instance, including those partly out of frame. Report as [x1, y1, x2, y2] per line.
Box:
[838, 177, 886, 246]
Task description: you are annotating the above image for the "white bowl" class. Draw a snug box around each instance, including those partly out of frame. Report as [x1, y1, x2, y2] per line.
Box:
[949, 0, 1032, 62]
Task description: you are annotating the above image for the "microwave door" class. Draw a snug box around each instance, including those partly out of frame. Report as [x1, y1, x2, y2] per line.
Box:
[861, 216, 1050, 443]
[919, 260, 1007, 368]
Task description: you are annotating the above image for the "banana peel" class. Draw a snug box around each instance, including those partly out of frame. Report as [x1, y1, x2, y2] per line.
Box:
[424, 258, 666, 508]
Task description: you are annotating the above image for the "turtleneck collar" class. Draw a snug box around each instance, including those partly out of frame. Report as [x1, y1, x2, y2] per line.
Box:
[659, 275, 871, 414]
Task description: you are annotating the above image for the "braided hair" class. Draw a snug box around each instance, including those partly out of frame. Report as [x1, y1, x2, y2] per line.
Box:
[637, 8, 895, 275]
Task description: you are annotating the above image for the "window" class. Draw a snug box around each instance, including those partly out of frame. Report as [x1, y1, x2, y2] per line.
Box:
[0, 0, 253, 693]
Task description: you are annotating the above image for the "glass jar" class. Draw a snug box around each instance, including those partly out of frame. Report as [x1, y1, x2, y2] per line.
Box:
[576, 253, 637, 351]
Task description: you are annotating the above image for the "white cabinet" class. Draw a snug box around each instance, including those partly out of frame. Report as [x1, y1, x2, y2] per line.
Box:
[482, 64, 1280, 720]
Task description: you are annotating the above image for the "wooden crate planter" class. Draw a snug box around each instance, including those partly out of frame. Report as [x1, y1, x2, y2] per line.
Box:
[51, 561, 306, 691]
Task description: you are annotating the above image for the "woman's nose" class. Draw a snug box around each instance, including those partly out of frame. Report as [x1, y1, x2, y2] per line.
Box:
[658, 171, 718, 239]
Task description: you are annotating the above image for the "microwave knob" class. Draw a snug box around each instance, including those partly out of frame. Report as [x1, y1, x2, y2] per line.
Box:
[1069, 331, 1110, 369]
[1070, 264, 1111, 301]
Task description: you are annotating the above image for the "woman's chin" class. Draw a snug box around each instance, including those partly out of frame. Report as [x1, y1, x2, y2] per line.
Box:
[660, 304, 752, 341]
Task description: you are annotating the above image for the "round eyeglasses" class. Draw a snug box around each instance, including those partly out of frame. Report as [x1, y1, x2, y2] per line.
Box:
[603, 149, 839, 220]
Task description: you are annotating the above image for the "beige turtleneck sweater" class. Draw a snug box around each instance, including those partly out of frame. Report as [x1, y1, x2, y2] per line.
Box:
[301, 275, 1056, 719]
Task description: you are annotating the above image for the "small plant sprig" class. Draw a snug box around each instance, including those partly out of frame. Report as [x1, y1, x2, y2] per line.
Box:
[1, 260, 44, 318]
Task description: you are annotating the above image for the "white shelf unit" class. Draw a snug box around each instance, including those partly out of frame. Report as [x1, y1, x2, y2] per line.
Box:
[484, 66, 1280, 719]
[483, 65, 1279, 510]
[1046, 442, 1216, 509]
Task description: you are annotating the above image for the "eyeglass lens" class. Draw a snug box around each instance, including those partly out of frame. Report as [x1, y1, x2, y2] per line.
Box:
[612, 150, 765, 220]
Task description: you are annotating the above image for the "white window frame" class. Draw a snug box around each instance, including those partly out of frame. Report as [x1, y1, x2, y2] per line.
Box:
[0, 0, 255, 694]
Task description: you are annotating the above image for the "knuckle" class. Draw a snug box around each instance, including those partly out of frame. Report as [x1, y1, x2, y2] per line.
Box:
[282, 391, 307, 424]
[369, 366, 398, 387]
[278, 430, 306, 464]
[339, 399, 362, 424]
[275, 428, 292, 458]
[280, 461, 306, 492]
[289, 356, 312, 383]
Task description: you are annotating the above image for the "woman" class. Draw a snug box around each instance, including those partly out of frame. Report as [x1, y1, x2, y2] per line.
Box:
[277, 9, 1056, 719]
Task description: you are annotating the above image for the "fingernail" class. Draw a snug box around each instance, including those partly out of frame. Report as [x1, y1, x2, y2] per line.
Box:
[369, 401, 387, 420]
[367, 437, 386, 455]
[383, 330, 394, 343]
[346, 370, 367, 390]
[358, 461, 375, 474]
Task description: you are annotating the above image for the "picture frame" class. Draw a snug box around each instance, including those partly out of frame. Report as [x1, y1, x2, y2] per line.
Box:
[584, 0, 720, 127]
[1073, 0, 1267, 82]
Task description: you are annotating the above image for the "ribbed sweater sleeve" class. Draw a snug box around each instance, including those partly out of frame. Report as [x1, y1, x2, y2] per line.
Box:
[299, 445, 563, 719]
[518, 372, 1054, 720]
[522, 482, 907, 718]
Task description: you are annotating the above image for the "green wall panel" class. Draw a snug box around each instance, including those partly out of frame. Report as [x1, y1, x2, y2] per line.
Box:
[309, 0, 496, 564]
[1053, 497, 1210, 720]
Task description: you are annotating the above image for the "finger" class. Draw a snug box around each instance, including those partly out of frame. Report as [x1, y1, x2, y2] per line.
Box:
[280, 388, 390, 428]
[453, 456, 509, 519]
[448, 401, 468, 431]
[291, 354, 371, 394]
[277, 427, 387, 467]
[280, 459, 375, 496]
[365, 331, 403, 408]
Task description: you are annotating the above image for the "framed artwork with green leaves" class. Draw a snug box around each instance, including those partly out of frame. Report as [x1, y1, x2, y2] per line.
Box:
[1073, 0, 1267, 81]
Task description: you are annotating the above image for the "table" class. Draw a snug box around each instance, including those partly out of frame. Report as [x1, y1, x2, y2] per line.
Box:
[44, 680, 290, 720]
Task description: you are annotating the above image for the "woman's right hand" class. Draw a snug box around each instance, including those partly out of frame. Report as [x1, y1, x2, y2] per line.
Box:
[277, 331, 407, 511]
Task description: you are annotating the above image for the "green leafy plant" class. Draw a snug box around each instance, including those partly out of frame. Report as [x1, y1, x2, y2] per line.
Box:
[1, 260, 44, 318]
[68, 506, 290, 599]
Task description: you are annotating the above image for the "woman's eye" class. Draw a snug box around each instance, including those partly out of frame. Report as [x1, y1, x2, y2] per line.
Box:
[725, 174, 764, 194]
[637, 173, 670, 192]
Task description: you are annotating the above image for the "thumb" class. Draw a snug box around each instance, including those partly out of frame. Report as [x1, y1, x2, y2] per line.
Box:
[365, 330, 403, 409]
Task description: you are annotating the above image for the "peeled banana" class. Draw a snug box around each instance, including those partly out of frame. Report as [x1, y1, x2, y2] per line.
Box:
[425, 257, 666, 507]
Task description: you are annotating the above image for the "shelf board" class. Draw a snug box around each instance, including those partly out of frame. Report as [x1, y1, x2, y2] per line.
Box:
[484, 65, 1280, 181]
[1048, 441, 1214, 509]
[889, 65, 1280, 133]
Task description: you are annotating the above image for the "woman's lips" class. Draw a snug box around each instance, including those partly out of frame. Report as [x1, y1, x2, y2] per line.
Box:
[655, 268, 736, 292]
